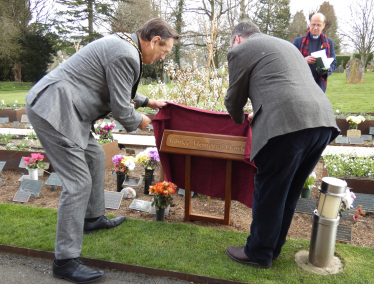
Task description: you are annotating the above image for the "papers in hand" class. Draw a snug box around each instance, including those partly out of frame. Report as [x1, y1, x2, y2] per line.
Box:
[311, 50, 334, 69]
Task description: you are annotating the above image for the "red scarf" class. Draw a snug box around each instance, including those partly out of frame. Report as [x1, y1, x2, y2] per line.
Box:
[300, 31, 331, 88]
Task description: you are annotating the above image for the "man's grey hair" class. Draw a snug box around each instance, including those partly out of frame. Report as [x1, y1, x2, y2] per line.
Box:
[230, 20, 261, 45]
[310, 13, 326, 23]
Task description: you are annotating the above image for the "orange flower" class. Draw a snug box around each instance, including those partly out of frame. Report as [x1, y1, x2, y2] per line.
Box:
[114, 163, 119, 168]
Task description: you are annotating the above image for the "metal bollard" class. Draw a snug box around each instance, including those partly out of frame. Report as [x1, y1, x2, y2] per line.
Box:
[309, 177, 347, 268]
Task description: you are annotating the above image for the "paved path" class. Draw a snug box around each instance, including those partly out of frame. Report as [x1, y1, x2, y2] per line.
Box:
[0, 251, 188, 284]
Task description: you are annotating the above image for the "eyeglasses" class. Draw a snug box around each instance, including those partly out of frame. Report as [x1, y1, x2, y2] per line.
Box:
[310, 24, 323, 28]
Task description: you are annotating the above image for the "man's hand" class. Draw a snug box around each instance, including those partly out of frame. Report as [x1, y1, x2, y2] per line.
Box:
[247, 112, 254, 123]
[316, 66, 330, 76]
[305, 56, 316, 64]
[138, 114, 151, 130]
[147, 99, 167, 109]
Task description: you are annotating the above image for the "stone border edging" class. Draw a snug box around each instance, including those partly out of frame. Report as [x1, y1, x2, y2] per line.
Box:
[0, 244, 249, 284]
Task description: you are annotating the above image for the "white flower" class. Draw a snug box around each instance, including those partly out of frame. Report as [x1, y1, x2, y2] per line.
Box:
[24, 137, 29, 140]
[124, 159, 135, 171]
[336, 110, 340, 113]
[341, 188, 356, 209]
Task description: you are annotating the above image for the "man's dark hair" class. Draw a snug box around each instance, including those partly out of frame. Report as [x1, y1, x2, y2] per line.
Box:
[231, 20, 261, 45]
[136, 18, 179, 45]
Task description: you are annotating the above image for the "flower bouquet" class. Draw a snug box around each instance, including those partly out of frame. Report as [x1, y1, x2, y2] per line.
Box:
[136, 147, 161, 194]
[346, 115, 365, 130]
[94, 121, 116, 145]
[301, 172, 316, 198]
[339, 187, 356, 217]
[24, 153, 46, 180]
[112, 154, 136, 192]
[149, 181, 177, 221]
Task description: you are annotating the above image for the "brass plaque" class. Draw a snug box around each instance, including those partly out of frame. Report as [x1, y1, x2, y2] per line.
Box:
[166, 134, 246, 155]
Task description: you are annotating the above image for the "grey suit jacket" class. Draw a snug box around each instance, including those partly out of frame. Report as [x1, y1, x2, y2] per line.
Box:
[26, 33, 147, 149]
[225, 33, 339, 161]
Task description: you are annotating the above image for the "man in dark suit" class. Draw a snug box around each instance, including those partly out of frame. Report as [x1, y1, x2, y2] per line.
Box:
[224, 20, 339, 269]
[25, 18, 179, 283]
[293, 13, 337, 92]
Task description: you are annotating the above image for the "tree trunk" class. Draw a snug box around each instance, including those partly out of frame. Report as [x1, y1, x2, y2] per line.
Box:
[88, 0, 94, 42]
[13, 62, 22, 82]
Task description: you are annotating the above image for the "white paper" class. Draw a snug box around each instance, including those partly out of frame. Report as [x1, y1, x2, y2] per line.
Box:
[311, 50, 334, 69]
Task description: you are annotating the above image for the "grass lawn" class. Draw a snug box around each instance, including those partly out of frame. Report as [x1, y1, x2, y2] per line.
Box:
[0, 203, 373, 284]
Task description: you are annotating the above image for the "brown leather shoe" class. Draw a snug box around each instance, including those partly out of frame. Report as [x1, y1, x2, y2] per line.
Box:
[225, 246, 271, 269]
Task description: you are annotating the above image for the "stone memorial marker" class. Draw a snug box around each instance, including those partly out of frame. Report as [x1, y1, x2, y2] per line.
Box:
[45, 172, 63, 191]
[113, 121, 125, 132]
[353, 193, 374, 212]
[334, 65, 344, 73]
[336, 224, 351, 243]
[150, 204, 170, 215]
[18, 175, 30, 181]
[103, 119, 111, 123]
[349, 137, 364, 144]
[19, 179, 43, 197]
[340, 209, 355, 221]
[12, 121, 20, 127]
[25, 123, 33, 128]
[0, 161, 6, 174]
[21, 115, 29, 123]
[104, 191, 124, 209]
[369, 127, 374, 135]
[125, 148, 136, 155]
[335, 136, 349, 144]
[13, 191, 32, 203]
[0, 117, 9, 123]
[19, 157, 27, 168]
[112, 171, 117, 177]
[295, 198, 317, 214]
[124, 176, 141, 187]
[346, 58, 365, 84]
[129, 199, 152, 212]
[361, 135, 373, 141]
[178, 188, 194, 197]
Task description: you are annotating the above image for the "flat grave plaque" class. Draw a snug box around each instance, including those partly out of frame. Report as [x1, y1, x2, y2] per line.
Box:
[370, 127, 374, 135]
[349, 137, 364, 144]
[19, 179, 43, 197]
[104, 191, 124, 209]
[112, 171, 117, 177]
[353, 193, 374, 212]
[178, 188, 194, 197]
[336, 224, 352, 243]
[361, 134, 373, 141]
[295, 198, 317, 214]
[45, 172, 63, 191]
[21, 115, 29, 123]
[19, 157, 27, 168]
[129, 199, 152, 212]
[103, 119, 111, 123]
[340, 210, 355, 221]
[150, 204, 170, 215]
[124, 176, 141, 187]
[25, 123, 33, 128]
[0, 161, 6, 174]
[335, 136, 349, 144]
[13, 191, 32, 203]
[18, 175, 30, 181]
[0, 117, 9, 123]
[12, 121, 20, 127]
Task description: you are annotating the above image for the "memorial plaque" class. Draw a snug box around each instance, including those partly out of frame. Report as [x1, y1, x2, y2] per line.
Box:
[370, 127, 374, 135]
[21, 115, 29, 122]
[295, 198, 317, 214]
[335, 136, 349, 144]
[150, 204, 170, 215]
[18, 175, 30, 181]
[336, 225, 352, 243]
[361, 135, 373, 141]
[124, 176, 141, 187]
[0, 117, 9, 123]
[19, 179, 43, 197]
[178, 188, 194, 197]
[340, 210, 355, 221]
[104, 191, 124, 209]
[126, 148, 136, 155]
[349, 137, 363, 144]
[25, 123, 33, 128]
[0, 161, 6, 174]
[353, 193, 374, 212]
[45, 172, 63, 186]
[13, 191, 32, 203]
[129, 199, 152, 212]
[19, 157, 27, 168]
[112, 171, 117, 177]
[103, 119, 111, 123]
[12, 121, 20, 127]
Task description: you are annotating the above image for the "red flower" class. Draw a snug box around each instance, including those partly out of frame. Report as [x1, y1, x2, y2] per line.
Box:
[353, 214, 359, 221]
[357, 208, 363, 215]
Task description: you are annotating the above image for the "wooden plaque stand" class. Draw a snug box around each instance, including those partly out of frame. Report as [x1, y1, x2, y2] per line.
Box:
[160, 130, 246, 225]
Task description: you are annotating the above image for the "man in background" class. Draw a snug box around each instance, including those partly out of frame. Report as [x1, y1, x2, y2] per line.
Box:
[293, 13, 337, 92]
[26, 18, 179, 283]
[224, 20, 339, 269]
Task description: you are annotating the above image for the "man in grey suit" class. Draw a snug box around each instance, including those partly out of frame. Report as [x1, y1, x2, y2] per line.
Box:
[224, 20, 339, 269]
[25, 18, 179, 283]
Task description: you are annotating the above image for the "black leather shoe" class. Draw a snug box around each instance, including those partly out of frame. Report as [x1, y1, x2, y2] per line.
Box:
[84, 215, 126, 235]
[53, 258, 104, 283]
[225, 246, 271, 269]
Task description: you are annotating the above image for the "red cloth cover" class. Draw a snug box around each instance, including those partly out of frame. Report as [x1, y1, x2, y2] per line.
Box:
[152, 103, 256, 208]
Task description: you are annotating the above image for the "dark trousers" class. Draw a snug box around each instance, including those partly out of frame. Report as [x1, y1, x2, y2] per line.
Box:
[244, 127, 335, 266]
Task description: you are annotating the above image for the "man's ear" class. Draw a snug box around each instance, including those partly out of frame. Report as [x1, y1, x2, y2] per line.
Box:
[150, 36, 161, 49]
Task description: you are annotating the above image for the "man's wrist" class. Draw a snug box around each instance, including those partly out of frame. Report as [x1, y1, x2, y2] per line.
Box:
[141, 98, 149, 108]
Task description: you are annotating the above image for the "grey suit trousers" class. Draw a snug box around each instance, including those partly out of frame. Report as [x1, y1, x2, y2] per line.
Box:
[26, 105, 106, 259]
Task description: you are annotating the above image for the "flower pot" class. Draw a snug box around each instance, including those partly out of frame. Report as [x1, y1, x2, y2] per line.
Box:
[116, 174, 126, 192]
[301, 188, 311, 198]
[347, 129, 361, 138]
[156, 208, 165, 221]
[144, 169, 154, 195]
[28, 168, 38, 180]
